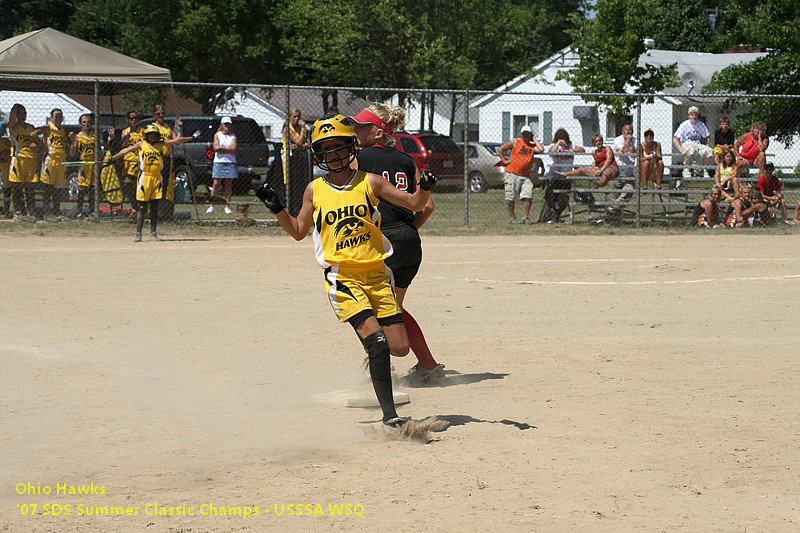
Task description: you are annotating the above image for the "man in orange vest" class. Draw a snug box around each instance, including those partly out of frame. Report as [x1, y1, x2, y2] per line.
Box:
[498, 126, 544, 224]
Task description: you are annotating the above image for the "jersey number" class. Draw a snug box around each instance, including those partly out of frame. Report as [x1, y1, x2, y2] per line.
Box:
[382, 171, 409, 191]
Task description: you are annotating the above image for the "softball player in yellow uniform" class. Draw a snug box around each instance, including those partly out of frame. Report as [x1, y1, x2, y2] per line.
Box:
[114, 124, 183, 242]
[120, 111, 144, 208]
[6, 103, 43, 217]
[0, 135, 11, 218]
[36, 109, 69, 216]
[256, 114, 437, 427]
[69, 114, 102, 217]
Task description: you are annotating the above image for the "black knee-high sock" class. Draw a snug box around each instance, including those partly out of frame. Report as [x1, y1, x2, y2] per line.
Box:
[52, 187, 61, 215]
[149, 199, 159, 234]
[42, 184, 53, 215]
[12, 187, 24, 215]
[362, 331, 398, 422]
[76, 187, 85, 214]
[136, 203, 147, 235]
[4, 188, 14, 216]
[86, 187, 95, 213]
[25, 188, 35, 217]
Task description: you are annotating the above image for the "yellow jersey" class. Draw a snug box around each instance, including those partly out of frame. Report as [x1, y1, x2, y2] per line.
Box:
[43, 122, 68, 161]
[121, 126, 144, 163]
[312, 170, 392, 269]
[10, 123, 37, 159]
[155, 123, 173, 156]
[139, 140, 166, 177]
[75, 132, 96, 162]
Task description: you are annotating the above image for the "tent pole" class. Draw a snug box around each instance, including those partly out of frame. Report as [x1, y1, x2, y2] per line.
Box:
[94, 80, 100, 217]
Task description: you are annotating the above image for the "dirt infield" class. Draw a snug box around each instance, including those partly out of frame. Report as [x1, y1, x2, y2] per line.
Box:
[2, 233, 799, 532]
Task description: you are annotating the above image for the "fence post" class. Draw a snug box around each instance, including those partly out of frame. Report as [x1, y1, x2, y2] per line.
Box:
[284, 84, 290, 213]
[635, 95, 642, 227]
[464, 89, 470, 226]
[93, 80, 100, 217]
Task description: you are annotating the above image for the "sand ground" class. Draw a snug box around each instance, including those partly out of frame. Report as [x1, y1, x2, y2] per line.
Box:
[1, 233, 799, 532]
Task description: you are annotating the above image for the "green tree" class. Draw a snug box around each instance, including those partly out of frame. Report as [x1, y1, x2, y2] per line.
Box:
[558, 0, 681, 116]
[704, 0, 800, 144]
[68, 0, 282, 111]
[0, 0, 74, 39]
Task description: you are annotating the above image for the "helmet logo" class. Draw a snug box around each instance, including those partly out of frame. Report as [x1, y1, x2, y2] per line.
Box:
[317, 123, 335, 135]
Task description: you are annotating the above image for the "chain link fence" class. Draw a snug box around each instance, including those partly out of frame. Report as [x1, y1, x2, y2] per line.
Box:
[2, 76, 798, 229]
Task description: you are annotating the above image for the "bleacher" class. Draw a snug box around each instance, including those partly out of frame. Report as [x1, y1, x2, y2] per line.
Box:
[544, 151, 798, 224]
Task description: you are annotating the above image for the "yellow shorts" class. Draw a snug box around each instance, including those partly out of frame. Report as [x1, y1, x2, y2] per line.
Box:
[123, 159, 141, 180]
[136, 173, 163, 202]
[78, 162, 95, 188]
[1, 162, 10, 188]
[9, 157, 38, 183]
[324, 263, 401, 324]
[41, 157, 67, 186]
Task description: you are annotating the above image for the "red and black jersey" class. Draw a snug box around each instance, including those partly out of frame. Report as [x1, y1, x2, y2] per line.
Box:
[357, 144, 417, 228]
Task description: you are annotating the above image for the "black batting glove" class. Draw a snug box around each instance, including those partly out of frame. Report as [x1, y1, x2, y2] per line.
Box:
[255, 183, 285, 214]
[419, 170, 437, 191]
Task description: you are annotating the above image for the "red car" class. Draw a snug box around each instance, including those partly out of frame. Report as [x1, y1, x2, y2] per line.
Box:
[392, 131, 465, 188]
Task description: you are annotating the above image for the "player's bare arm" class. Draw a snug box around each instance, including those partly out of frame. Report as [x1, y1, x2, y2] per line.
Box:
[368, 172, 432, 212]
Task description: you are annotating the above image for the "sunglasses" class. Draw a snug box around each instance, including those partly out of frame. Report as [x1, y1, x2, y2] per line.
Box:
[155, 112, 165, 116]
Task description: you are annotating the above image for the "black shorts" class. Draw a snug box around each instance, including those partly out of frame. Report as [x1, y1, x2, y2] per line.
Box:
[382, 223, 422, 289]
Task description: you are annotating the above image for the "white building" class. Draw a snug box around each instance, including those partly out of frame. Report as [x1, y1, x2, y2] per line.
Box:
[1, 90, 90, 126]
[469, 47, 799, 173]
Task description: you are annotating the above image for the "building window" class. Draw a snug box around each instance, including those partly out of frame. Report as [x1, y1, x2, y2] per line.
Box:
[513, 115, 539, 138]
[606, 115, 633, 138]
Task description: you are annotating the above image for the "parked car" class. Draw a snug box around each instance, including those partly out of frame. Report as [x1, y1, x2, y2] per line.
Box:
[392, 131, 465, 189]
[459, 142, 505, 193]
[138, 115, 270, 196]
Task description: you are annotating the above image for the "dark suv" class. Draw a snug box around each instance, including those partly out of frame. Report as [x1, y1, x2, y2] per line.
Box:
[392, 131, 465, 188]
[138, 115, 269, 195]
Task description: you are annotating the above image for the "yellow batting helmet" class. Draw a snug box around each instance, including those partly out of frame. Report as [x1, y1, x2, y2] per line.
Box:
[310, 114, 358, 172]
[144, 123, 161, 137]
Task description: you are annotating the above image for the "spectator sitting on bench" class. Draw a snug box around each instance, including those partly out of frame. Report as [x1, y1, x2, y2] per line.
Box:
[756, 162, 789, 223]
[734, 121, 768, 181]
[558, 134, 632, 204]
[715, 149, 738, 201]
[794, 197, 800, 226]
[690, 185, 723, 228]
[639, 128, 663, 189]
[673, 106, 713, 179]
[612, 123, 637, 178]
[741, 188, 776, 227]
[547, 128, 584, 176]
[713, 117, 735, 166]
[725, 185, 751, 227]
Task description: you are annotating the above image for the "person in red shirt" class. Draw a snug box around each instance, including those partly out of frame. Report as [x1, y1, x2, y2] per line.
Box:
[498, 126, 544, 224]
[735, 121, 768, 181]
[756, 163, 789, 222]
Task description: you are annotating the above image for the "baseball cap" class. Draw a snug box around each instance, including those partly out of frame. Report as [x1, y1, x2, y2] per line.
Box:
[688, 106, 700, 116]
[520, 126, 532, 134]
[344, 109, 393, 134]
[221, 116, 232, 124]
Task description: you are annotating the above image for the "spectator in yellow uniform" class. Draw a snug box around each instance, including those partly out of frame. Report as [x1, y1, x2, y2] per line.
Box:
[6, 103, 43, 218]
[119, 110, 144, 210]
[34, 109, 69, 216]
[151, 104, 193, 220]
[69, 113, 109, 218]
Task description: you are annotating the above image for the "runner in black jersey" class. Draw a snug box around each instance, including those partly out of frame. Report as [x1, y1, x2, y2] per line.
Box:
[346, 102, 445, 385]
